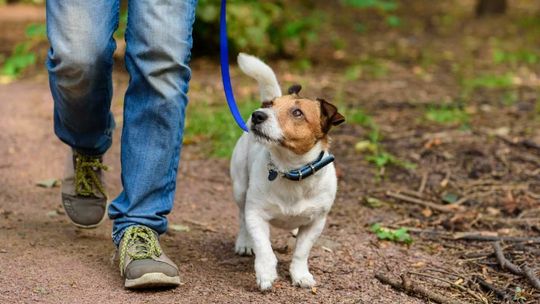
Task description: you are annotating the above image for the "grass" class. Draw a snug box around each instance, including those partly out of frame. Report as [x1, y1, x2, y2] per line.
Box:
[462, 73, 514, 91]
[184, 99, 260, 158]
[425, 106, 469, 125]
[344, 58, 389, 80]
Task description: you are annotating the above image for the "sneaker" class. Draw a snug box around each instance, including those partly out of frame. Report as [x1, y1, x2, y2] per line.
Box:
[61, 150, 108, 228]
[119, 225, 181, 289]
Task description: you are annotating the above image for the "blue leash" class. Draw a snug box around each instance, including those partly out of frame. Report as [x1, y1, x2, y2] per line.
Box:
[220, 0, 249, 132]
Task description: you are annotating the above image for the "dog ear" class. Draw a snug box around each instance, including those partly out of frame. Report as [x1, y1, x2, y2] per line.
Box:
[317, 98, 345, 133]
[288, 84, 302, 95]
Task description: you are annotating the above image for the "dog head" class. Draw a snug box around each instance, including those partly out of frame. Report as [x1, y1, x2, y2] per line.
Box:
[249, 84, 345, 155]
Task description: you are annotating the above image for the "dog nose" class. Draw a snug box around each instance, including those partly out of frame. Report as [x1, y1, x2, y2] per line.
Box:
[251, 111, 268, 125]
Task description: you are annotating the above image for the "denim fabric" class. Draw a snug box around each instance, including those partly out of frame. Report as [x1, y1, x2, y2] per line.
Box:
[46, 0, 198, 245]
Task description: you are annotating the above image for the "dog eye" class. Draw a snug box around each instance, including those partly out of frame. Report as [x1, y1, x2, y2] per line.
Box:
[292, 109, 303, 117]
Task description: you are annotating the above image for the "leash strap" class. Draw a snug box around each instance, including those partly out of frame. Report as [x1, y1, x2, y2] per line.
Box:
[220, 0, 249, 132]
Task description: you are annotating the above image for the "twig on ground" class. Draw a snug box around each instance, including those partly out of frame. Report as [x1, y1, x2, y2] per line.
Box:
[473, 275, 512, 301]
[386, 191, 463, 213]
[492, 242, 540, 290]
[408, 271, 488, 304]
[522, 265, 540, 290]
[492, 242, 522, 275]
[182, 218, 218, 233]
[375, 272, 465, 304]
[418, 171, 428, 194]
[454, 234, 540, 243]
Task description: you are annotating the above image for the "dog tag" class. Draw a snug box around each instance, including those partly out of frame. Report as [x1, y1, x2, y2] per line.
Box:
[268, 169, 278, 181]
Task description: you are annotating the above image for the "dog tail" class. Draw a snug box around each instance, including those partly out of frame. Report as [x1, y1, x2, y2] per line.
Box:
[237, 53, 282, 101]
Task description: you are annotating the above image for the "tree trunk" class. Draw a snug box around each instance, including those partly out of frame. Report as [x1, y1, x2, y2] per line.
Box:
[476, 0, 507, 16]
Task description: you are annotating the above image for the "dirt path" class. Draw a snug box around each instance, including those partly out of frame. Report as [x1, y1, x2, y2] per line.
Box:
[0, 76, 432, 303]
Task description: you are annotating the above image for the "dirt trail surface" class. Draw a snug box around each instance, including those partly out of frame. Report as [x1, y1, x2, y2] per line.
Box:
[0, 78, 428, 303]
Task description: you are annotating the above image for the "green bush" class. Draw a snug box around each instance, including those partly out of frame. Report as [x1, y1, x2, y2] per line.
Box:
[194, 0, 322, 57]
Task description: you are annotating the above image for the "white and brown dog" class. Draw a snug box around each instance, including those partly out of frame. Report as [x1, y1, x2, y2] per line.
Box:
[230, 53, 345, 291]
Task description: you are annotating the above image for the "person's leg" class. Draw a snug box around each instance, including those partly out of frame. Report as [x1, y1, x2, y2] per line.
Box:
[47, 0, 119, 155]
[47, 0, 119, 228]
[109, 0, 197, 288]
[109, 0, 197, 245]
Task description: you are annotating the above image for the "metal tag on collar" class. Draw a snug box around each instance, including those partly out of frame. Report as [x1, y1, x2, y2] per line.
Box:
[268, 169, 279, 181]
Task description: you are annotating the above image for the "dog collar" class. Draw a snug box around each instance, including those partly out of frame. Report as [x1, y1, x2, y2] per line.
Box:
[267, 151, 335, 181]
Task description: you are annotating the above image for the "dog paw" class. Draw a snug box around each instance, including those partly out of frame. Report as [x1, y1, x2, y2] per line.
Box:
[235, 237, 254, 256]
[291, 271, 316, 288]
[256, 270, 278, 291]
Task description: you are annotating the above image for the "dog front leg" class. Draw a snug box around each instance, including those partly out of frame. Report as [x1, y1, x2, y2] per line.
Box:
[290, 216, 326, 288]
[245, 209, 277, 291]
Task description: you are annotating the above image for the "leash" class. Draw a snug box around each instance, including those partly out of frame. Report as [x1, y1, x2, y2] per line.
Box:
[220, 0, 249, 132]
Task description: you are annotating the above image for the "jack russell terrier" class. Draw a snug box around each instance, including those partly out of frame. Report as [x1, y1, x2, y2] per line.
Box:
[230, 53, 345, 291]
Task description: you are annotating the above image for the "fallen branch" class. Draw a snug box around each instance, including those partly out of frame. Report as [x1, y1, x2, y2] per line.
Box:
[492, 242, 522, 275]
[473, 275, 511, 301]
[522, 265, 540, 290]
[386, 191, 463, 213]
[492, 242, 540, 290]
[454, 233, 540, 243]
[375, 272, 465, 304]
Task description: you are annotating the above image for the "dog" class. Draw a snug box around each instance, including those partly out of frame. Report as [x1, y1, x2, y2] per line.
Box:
[230, 53, 345, 291]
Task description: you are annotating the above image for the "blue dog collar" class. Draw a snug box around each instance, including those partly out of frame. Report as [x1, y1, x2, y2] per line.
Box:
[267, 151, 335, 181]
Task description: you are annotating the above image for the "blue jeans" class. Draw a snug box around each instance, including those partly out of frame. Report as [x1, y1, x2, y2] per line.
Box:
[46, 0, 197, 245]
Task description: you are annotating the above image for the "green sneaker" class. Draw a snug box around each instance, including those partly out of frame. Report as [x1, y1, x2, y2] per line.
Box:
[119, 225, 181, 289]
[61, 150, 108, 228]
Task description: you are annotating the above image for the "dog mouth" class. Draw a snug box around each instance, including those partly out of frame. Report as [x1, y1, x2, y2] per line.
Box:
[251, 127, 281, 144]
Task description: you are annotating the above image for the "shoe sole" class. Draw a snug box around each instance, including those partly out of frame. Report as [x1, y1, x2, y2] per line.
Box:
[125, 272, 181, 289]
[66, 201, 109, 230]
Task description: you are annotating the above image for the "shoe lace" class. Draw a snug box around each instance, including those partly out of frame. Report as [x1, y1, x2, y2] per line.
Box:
[74, 154, 108, 197]
[119, 226, 162, 276]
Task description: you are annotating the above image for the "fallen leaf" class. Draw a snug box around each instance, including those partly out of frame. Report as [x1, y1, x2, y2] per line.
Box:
[421, 208, 433, 217]
[321, 246, 333, 253]
[169, 224, 190, 232]
[46, 210, 59, 218]
[354, 140, 377, 153]
[36, 179, 61, 188]
[364, 196, 384, 208]
[311, 287, 318, 295]
[411, 261, 425, 268]
[441, 192, 459, 204]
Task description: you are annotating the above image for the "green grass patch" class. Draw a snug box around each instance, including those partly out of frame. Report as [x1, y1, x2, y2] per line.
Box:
[493, 49, 539, 65]
[463, 73, 514, 90]
[184, 99, 260, 158]
[425, 106, 469, 125]
[344, 58, 388, 81]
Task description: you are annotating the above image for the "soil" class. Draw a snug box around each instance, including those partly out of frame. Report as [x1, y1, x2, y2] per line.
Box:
[1, 2, 539, 304]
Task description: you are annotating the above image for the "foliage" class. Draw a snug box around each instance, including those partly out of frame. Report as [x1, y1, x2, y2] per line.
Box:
[1, 23, 46, 79]
[370, 223, 413, 244]
[194, 0, 322, 57]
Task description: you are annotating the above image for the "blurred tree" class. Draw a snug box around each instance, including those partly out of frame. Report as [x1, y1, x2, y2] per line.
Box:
[476, 0, 507, 16]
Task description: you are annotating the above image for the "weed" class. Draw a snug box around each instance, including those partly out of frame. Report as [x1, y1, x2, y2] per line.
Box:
[370, 223, 413, 244]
